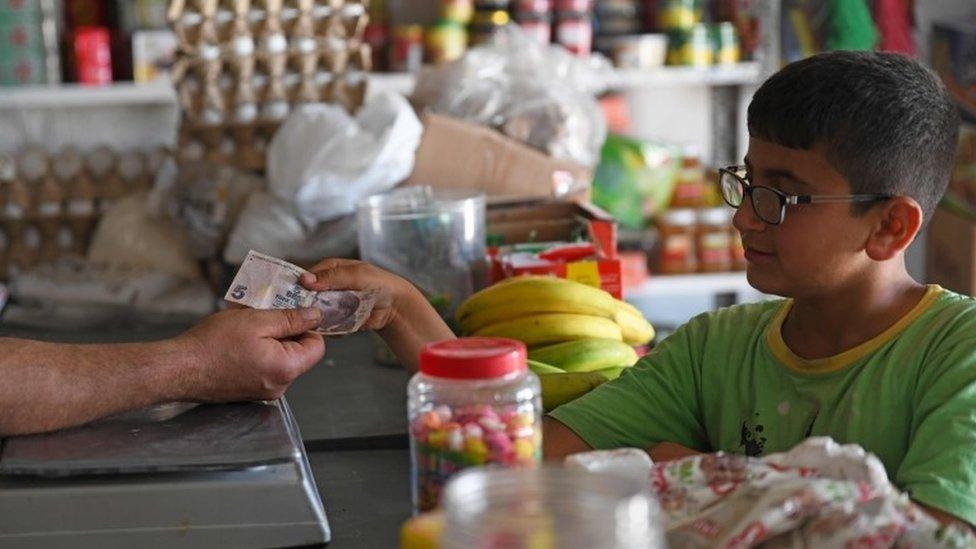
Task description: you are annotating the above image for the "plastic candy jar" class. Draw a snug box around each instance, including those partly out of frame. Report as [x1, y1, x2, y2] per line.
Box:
[408, 337, 542, 513]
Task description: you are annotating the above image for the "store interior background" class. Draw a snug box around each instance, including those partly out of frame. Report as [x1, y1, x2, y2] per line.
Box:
[1, 0, 975, 333]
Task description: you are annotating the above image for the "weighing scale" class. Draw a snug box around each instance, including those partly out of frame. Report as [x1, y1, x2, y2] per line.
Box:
[0, 399, 330, 548]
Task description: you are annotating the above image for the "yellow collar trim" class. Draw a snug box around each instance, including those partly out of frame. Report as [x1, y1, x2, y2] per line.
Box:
[767, 285, 943, 375]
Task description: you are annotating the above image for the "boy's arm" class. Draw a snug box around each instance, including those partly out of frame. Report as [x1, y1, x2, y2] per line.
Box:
[301, 259, 455, 371]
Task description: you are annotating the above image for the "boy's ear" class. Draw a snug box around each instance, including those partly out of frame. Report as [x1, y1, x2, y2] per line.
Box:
[864, 197, 923, 261]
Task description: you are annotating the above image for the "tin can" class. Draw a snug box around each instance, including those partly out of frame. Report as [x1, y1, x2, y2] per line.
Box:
[470, 9, 511, 46]
[659, 0, 698, 32]
[667, 23, 711, 66]
[426, 20, 467, 64]
[555, 12, 591, 57]
[516, 0, 551, 16]
[516, 14, 550, 46]
[73, 26, 112, 84]
[711, 21, 740, 65]
[441, 0, 474, 24]
[391, 24, 424, 72]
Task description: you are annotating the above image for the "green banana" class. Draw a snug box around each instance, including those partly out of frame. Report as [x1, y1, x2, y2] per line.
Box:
[457, 276, 619, 325]
[593, 366, 629, 380]
[474, 313, 623, 347]
[527, 359, 564, 375]
[528, 338, 638, 373]
[538, 372, 607, 412]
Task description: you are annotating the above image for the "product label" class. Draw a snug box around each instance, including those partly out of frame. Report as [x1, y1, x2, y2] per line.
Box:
[566, 261, 602, 289]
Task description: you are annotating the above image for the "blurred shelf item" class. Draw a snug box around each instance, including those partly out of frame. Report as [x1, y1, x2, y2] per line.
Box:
[608, 62, 762, 88]
[625, 271, 757, 299]
[366, 72, 417, 97]
[0, 81, 178, 109]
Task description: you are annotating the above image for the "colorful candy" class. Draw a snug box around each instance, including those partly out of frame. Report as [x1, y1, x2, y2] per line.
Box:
[411, 403, 541, 511]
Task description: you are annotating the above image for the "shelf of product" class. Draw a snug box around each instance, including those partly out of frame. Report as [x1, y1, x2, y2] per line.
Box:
[608, 60, 761, 88]
[624, 270, 753, 299]
[0, 81, 177, 108]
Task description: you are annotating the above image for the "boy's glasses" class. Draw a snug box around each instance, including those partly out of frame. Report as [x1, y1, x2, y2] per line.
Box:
[718, 165, 892, 225]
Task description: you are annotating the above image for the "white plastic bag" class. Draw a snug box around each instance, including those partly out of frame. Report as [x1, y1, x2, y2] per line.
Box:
[223, 192, 359, 264]
[266, 92, 423, 226]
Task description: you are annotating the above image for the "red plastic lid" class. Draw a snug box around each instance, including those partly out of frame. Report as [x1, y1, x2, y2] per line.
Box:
[419, 337, 527, 379]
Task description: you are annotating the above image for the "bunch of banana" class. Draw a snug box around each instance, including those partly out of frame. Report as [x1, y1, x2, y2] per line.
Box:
[457, 275, 655, 347]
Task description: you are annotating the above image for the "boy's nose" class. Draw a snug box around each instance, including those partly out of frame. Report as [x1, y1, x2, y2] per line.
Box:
[732, 195, 766, 233]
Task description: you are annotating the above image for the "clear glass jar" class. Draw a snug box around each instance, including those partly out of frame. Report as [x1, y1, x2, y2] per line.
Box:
[696, 206, 733, 272]
[440, 466, 666, 548]
[408, 338, 542, 513]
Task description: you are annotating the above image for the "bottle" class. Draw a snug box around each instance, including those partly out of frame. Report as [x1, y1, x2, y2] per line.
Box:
[696, 207, 733, 272]
[655, 208, 697, 275]
[407, 337, 542, 513]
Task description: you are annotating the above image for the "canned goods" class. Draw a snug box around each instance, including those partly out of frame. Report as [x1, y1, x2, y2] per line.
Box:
[441, 0, 474, 24]
[391, 24, 424, 72]
[555, 13, 592, 57]
[711, 21, 740, 65]
[515, 0, 551, 16]
[470, 10, 511, 46]
[516, 14, 551, 46]
[667, 23, 711, 66]
[426, 20, 467, 64]
[73, 26, 113, 85]
[659, 0, 699, 32]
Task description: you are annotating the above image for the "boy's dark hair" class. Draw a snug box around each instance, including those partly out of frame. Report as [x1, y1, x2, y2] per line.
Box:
[747, 50, 960, 222]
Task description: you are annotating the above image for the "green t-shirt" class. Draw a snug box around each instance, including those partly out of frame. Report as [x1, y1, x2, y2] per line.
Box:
[550, 285, 976, 525]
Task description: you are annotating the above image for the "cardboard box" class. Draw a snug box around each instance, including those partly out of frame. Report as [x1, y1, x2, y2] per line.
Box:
[405, 113, 593, 201]
[927, 206, 976, 296]
[486, 199, 623, 297]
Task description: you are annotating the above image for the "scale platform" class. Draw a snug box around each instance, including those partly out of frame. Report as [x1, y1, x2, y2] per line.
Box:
[0, 399, 330, 548]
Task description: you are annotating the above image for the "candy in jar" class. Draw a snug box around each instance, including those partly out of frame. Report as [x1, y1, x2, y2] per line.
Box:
[407, 337, 543, 513]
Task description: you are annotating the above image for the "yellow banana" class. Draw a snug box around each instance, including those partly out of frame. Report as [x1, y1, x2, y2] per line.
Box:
[528, 338, 638, 373]
[613, 302, 655, 346]
[459, 299, 616, 334]
[593, 366, 629, 380]
[457, 276, 618, 324]
[538, 372, 607, 412]
[474, 313, 622, 347]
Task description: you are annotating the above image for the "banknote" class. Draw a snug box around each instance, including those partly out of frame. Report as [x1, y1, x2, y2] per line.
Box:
[224, 250, 376, 335]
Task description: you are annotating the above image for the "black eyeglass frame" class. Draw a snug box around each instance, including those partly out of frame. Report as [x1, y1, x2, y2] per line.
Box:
[718, 165, 893, 225]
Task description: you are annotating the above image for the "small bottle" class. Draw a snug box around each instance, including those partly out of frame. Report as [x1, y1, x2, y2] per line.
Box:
[696, 207, 733, 272]
[656, 208, 697, 275]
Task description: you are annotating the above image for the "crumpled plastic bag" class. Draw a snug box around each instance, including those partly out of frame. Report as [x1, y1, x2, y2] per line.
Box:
[222, 191, 358, 264]
[412, 26, 610, 167]
[651, 437, 974, 548]
[266, 91, 423, 226]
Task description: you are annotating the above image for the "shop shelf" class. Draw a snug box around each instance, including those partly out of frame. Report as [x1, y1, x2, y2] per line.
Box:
[625, 271, 756, 298]
[0, 81, 178, 109]
[609, 62, 762, 89]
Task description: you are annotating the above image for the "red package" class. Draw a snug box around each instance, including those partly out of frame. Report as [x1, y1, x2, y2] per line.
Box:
[73, 27, 112, 85]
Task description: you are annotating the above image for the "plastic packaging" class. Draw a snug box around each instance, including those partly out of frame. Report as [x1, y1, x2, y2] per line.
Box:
[357, 186, 487, 320]
[440, 466, 665, 548]
[412, 25, 611, 167]
[407, 338, 542, 513]
[267, 92, 423, 226]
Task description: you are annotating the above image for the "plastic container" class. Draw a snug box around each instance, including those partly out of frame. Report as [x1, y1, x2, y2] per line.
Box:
[440, 466, 665, 548]
[696, 207, 733, 272]
[656, 208, 697, 274]
[357, 186, 487, 321]
[407, 338, 542, 513]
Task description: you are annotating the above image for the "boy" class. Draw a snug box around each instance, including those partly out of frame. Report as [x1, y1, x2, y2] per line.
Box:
[301, 51, 973, 529]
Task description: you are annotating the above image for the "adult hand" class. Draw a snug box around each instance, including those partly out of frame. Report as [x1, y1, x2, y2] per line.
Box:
[300, 258, 417, 332]
[174, 307, 326, 402]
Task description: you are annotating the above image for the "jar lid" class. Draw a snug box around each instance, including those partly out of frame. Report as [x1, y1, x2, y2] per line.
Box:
[420, 337, 527, 379]
[660, 208, 697, 226]
[697, 206, 732, 226]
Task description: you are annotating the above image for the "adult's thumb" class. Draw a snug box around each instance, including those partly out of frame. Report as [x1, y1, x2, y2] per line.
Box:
[252, 307, 322, 338]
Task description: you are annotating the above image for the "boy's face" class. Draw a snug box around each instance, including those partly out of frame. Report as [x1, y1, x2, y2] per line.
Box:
[734, 138, 875, 298]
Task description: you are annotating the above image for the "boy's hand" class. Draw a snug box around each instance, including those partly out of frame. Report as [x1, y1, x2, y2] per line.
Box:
[300, 258, 416, 332]
[300, 258, 455, 371]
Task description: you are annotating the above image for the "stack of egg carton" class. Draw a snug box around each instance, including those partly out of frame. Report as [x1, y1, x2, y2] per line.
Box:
[168, 0, 371, 171]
